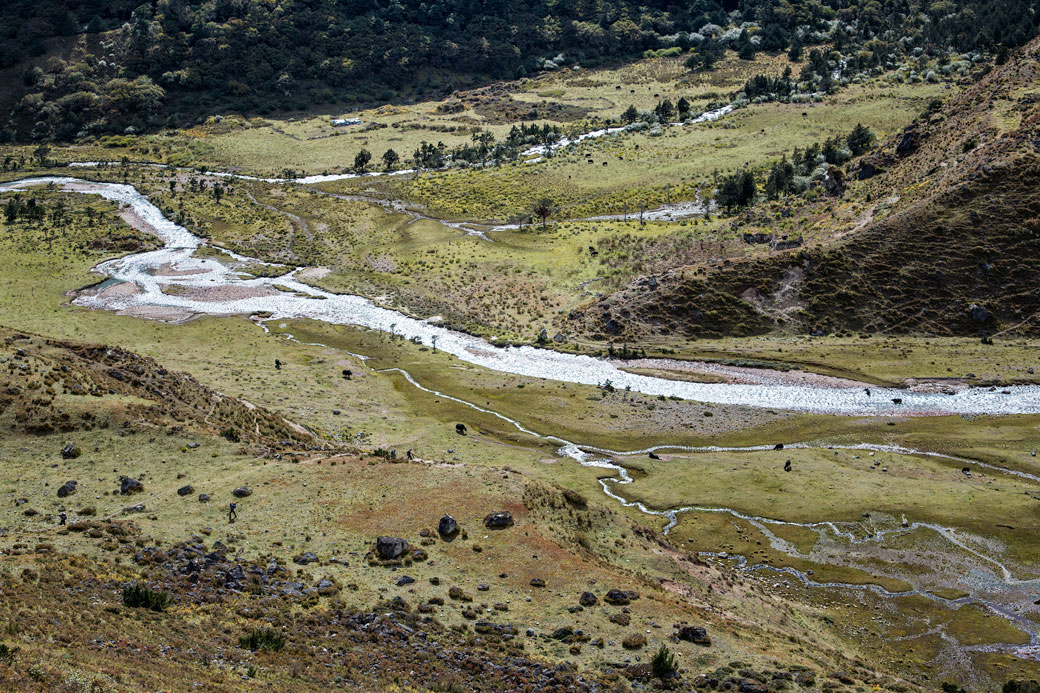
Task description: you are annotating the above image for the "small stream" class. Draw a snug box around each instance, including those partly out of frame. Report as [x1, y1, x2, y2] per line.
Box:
[4, 176, 1040, 417]
[4, 174, 1040, 656]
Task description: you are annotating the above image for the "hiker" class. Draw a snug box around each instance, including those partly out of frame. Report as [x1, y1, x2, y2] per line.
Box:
[864, 387, 871, 397]
[406, 449, 413, 460]
[58, 510, 67, 526]
[228, 502, 238, 523]
[275, 359, 281, 370]
[784, 460, 792, 472]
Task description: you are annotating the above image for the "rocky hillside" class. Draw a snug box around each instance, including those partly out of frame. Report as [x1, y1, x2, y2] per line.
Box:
[0, 326, 313, 447]
[567, 38, 1040, 341]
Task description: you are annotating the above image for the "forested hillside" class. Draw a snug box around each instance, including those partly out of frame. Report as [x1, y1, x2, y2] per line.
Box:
[0, 0, 1037, 140]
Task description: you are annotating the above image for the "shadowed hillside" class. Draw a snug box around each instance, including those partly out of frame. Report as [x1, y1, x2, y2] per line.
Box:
[567, 38, 1040, 340]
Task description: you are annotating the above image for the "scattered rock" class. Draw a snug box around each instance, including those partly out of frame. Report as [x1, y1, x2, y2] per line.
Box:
[677, 625, 711, 646]
[969, 303, 990, 322]
[177, 485, 194, 496]
[61, 443, 81, 460]
[530, 578, 546, 588]
[610, 613, 631, 626]
[438, 514, 458, 537]
[484, 511, 514, 529]
[56, 481, 78, 498]
[232, 487, 252, 498]
[119, 476, 143, 495]
[396, 575, 415, 586]
[604, 588, 637, 605]
[198, 494, 210, 502]
[579, 591, 598, 607]
[376, 536, 409, 560]
[624, 663, 653, 681]
[294, 552, 318, 565]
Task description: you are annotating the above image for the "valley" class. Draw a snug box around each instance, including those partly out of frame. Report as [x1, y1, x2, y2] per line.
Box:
[2, 13, 1040, 692]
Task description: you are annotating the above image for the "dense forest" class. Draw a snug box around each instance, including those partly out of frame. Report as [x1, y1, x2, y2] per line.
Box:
[0, 0, 1037, 140]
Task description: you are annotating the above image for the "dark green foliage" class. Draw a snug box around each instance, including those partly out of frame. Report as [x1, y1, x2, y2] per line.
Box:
[846, 124, 877, 156]
[717, 170, 756, 210]
[1004, 681, 1040, 693]
[123, 583, 172, 612]
[741, 67, 796, 101]
[651, 644, 678, 678]
[0, 0, 1034, 140]
[382, 148, 400, 171]
[221, 427, 240, 443]
[0, 643, 17, 663]
[688, 36, 725, 71]
[353, 149, 372, 173]
[240, 627, 286, 652]
[413, 141, 447, 171]
[765, 158, 795, 200]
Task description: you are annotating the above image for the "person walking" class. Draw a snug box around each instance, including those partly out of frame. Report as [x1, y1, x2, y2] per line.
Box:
[58, 509, 67, 526]
[229, 502, 238, 523]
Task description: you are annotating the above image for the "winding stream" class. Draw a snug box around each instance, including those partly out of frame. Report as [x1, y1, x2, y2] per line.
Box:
[4, 176, 1040, 416]
[4, 175, 1040, 655]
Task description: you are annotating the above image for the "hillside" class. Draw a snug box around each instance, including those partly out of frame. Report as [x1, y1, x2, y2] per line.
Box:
[567, 37, 1040, 341]
[0, 0, 1035, 140]
[0, 327, 937, 691]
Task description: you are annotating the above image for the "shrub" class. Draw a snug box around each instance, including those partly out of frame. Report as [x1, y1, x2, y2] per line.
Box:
[0, 643, 17, 663]
[651, 644, 678, 678]
[122, 582, 172, 612]
[240, 627, 286, 652]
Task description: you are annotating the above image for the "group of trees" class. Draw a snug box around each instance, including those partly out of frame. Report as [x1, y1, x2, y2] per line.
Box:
[349, 124, 564, 176]
[716, 123, 876, 210]
[4, 195, 58, 224]
[0, 0, 1034, 140]
[622, 97, 698, 125]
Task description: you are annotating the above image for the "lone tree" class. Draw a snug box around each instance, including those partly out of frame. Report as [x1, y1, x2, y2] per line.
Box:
[381, 148, 400, 171]
[846, 123, 876, 156]
[353, 148, 372, 173]
[532, 198, 555, 229]
[32, 144, 50, 167]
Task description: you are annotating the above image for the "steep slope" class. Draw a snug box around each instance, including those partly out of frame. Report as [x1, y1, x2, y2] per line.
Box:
[0, 326, 313, 447]
[567, 39, 1040, 340]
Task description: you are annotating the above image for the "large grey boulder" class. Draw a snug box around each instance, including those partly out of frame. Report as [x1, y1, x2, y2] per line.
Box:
[376, 536, 409, 560]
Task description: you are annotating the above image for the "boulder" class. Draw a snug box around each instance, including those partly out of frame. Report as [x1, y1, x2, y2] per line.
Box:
[530, 578, 546, 587]
[376, 536, 409, 560]
[232, 487, 252, 498]
[61, 443, 81, 460]
[623, 663, 653, 681]
[604, 588, 634, 605]
[198, 494, 210, 502]
[119, 476, 143, 495]
[579, 591, 598, 607]
[177, 485, 194, 496]
[677, 625, 711, 646]
[484, 511, 514, 529]
[396, 575, 415, 586]
[610, 613, 631, 626]
[56, 481, 78, 498]
[969, 303, 990, 322]
[293, 552, 318, 565]
[438, 514, 458, 537]
[622, 633, 647, 649]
